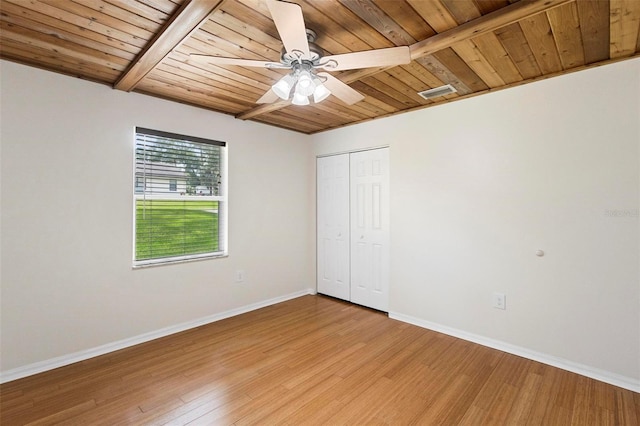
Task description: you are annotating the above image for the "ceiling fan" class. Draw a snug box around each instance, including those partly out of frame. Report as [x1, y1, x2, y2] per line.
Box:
[189, 0, 411, 106]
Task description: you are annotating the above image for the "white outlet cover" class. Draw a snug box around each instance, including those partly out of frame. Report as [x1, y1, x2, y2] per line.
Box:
[493, 292, 506, 310]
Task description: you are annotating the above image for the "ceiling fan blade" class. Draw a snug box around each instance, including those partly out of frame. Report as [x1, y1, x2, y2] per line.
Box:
[317, 72, 364, 105]
[257, 89, 280, 104]
[189, 54, 287, 69]
[320, 46, 411, 71]
[266, 0, 310, 59]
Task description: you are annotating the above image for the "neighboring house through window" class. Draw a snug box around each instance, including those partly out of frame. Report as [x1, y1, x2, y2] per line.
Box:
[134, 127, 227, 266]
[135, 176, 145, 192]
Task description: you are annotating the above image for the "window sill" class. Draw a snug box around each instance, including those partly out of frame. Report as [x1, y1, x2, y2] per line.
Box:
[132, 253, 228, 269]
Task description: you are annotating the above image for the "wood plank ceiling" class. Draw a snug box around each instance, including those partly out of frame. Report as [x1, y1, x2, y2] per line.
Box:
[1, 0, 639, 134]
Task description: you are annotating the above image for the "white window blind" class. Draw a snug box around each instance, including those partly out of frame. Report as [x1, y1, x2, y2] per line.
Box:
[134, 127, 227, 266]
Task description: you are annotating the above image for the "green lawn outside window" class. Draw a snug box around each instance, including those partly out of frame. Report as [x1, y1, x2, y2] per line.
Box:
[135, 199, 219, 260]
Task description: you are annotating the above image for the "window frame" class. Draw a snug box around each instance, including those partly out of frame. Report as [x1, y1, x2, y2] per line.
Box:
[132, 127, 228, 268]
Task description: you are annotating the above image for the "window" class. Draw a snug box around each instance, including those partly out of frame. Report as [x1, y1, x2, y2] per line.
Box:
[134, 127, 227, 266]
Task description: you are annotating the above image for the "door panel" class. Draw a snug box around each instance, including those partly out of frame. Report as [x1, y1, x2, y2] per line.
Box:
[317, 154, 350, 301]
[350, 148, 390, 311]
[372, 243, 382, 292]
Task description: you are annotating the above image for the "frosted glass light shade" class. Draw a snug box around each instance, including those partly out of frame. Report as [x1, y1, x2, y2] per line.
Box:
[272, 74, 295, 100]
[292, 92, 310, 105]
[313, 82, 331, 103]
[295, 70, 315, 96]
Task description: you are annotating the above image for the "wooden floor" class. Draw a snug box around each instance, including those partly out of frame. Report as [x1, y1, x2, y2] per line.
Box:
[1, 295, 638, 425]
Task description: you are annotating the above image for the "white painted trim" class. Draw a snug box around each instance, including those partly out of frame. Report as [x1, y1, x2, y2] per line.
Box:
[315, 144, 390, 159]
[389, 311, 640, 393]
[1, 289, 315, 384]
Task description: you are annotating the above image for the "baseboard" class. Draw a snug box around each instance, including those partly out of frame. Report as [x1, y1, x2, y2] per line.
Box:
[388, 311, 640, 393]
[1, 288, 315, 384]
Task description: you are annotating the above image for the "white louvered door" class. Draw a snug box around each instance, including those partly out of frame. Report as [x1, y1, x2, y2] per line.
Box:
[316, 148, 389, 311]
[350, 148, 390, 311]
[316, 154, 350, 301]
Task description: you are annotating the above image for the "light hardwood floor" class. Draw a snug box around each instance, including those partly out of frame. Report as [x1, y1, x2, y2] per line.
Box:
[1, 295, 638, 425]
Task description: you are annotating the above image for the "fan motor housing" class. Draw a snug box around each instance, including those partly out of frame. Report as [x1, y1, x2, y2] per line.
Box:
[281, 29, 323, 65]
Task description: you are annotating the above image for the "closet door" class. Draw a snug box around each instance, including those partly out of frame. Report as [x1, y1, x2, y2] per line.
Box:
[317, 154, 350, 301]
[350, 148, 390, 311]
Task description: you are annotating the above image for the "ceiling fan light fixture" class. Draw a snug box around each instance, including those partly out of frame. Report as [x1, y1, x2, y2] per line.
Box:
[271, 57, 338, 105]
[272, 74, 295, 99]
[292, 92, 310, 105]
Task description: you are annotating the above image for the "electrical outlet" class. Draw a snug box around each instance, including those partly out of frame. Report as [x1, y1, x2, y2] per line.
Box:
[235, 270, 245, 283]
[492, 292, 506, 310]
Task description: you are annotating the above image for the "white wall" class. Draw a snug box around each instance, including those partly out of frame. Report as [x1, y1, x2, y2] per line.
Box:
[312, 58, 640, 387]
[2, 56, 639, 389]
[0, 61, 313, 374]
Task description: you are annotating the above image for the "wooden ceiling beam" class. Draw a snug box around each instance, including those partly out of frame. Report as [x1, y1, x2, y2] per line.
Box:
[236, 0, 573, 120]
[409, 0, 574, 60]
[238, 99, 292, 120]
[114, 0, 224, 92]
